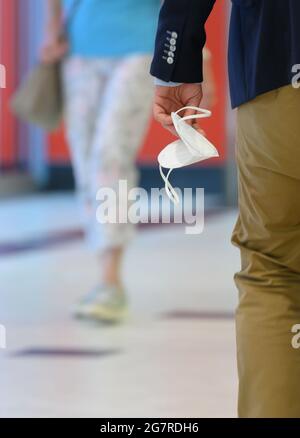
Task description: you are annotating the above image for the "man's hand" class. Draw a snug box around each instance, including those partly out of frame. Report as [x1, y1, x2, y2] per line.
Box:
[153, 83, 203, 135]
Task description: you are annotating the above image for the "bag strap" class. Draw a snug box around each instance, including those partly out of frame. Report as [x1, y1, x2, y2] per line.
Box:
[61, 0, 82, 36]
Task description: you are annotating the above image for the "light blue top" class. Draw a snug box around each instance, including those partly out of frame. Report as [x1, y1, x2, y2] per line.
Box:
[63, 0, 161, 58]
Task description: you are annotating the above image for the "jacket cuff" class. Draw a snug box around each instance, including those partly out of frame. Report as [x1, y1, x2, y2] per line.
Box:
[150, 0, 216, 83]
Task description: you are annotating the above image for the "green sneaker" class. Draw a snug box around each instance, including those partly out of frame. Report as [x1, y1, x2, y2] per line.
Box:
[73, 285, 128, 323]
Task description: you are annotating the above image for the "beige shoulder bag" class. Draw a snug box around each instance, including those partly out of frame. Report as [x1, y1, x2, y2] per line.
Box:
[10, 0, 81, 131]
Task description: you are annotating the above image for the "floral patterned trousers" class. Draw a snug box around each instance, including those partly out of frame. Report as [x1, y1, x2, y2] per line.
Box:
[62, 55, 154, 253]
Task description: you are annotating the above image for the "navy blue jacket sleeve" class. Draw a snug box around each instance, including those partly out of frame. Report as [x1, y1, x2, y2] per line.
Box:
[150, 0, 216, 83]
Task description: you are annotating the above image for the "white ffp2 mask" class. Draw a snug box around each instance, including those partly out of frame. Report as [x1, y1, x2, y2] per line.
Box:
[158, 106, 219, 204]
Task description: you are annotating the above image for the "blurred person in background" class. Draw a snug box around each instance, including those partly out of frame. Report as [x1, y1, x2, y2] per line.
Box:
[41, 0, 216, 324]
[41, 0, 160, 323]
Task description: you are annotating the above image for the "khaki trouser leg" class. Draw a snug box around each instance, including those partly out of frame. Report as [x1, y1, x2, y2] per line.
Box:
[231, 85, 300, 417]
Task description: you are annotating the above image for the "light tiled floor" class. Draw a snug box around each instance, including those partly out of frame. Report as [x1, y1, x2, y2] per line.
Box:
[0, 194, 239, 418]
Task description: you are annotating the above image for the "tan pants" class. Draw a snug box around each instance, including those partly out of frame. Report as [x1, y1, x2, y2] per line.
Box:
[232, 85, 300, 417]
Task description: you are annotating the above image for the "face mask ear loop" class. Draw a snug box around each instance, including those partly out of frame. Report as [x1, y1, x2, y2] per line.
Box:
[174, 106, 212, 119]
[159, 165, 179, 205]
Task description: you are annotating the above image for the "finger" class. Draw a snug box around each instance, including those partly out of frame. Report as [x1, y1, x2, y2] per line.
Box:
[162, 123, 177, 136]
[201, 93, 217, 110]
[190, 120, 206, 136]
[154, 106, 173, 127]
